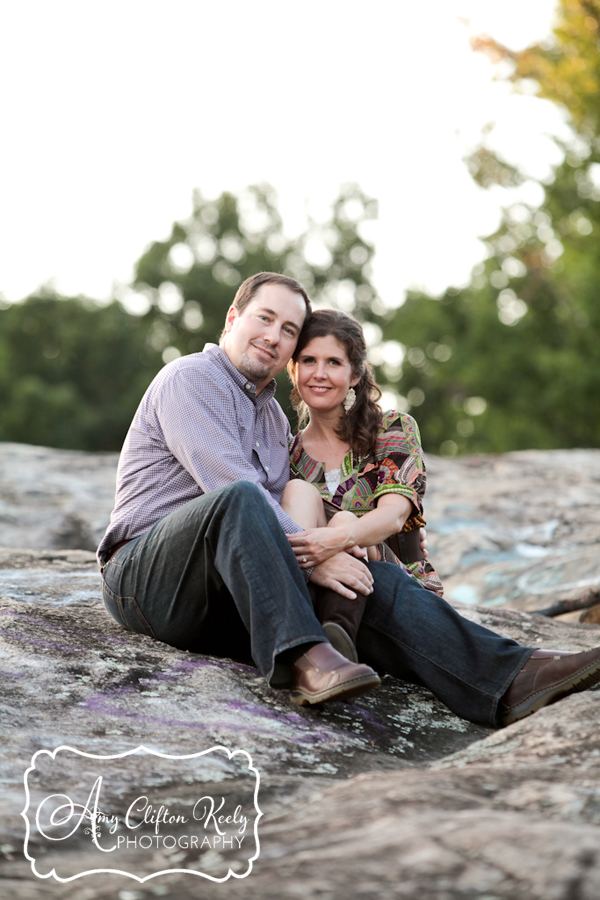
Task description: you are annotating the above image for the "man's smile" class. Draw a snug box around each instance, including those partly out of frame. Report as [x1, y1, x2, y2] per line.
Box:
[251, 342, 277, 360]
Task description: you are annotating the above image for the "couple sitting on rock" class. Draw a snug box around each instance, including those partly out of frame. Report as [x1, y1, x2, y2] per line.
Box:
[98, 272, 600, 727]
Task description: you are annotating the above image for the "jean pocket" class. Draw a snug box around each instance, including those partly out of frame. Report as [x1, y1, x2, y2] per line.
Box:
[102, 580, 158, 640]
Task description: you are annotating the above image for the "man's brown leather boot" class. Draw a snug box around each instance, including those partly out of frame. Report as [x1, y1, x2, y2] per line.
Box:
[290, 642, 380, 706]
[499, 646, 600, 726]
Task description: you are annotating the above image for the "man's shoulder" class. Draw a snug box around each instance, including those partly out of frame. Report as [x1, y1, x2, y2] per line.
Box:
[148, 346, 230, 394]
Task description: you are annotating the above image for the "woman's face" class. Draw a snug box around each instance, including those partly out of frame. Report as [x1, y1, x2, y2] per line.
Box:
[295, 335, 359, 414]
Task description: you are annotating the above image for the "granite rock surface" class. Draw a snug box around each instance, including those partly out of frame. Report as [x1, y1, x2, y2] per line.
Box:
[1, 442, 600, 899]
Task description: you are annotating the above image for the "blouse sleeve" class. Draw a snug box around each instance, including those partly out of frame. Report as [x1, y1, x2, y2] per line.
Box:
[372, 411, 427, 516]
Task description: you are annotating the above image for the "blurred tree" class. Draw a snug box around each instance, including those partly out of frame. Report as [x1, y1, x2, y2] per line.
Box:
[0, 293, 162, 450]
[386, 0, 600, 454]
[131, 182, 381, 423]
[0, 183, 382, 450]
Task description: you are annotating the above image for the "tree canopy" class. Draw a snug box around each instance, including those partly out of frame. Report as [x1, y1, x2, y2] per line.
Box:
[386, 0, 600, 454]
[0, 184, 382, 450]
[0, 293, 162, 451]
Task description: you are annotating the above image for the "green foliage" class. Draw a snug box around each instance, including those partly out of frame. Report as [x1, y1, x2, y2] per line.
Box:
[0, 184, 382, 450]
[387, 0, 600, 454]
[131, 182, 381, 427]
[0, 294, 163, 450]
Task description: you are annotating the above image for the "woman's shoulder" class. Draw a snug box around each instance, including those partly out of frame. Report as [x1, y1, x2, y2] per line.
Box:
[376, 410, 423, 455]
[378, 410, 422, 438]
[288, 431, 303, 464]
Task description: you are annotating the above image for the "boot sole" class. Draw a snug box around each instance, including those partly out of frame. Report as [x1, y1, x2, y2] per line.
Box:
[290, 673, 381, 707]
[502, 659, 600, 726]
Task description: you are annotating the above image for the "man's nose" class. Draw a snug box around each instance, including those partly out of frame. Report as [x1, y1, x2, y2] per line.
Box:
[263, 323, 281, 345]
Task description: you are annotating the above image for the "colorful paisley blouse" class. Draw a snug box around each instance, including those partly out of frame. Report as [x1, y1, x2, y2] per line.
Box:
[289, 410, 444, 596]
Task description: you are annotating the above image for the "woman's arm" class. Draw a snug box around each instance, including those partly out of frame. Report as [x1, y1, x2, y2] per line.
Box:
[287, 493, 412, 568]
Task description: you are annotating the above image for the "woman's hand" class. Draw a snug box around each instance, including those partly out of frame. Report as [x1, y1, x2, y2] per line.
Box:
[287, 525, 354, 567]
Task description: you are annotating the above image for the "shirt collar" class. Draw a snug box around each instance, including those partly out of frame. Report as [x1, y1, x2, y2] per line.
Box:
[203, 344, 277, 405]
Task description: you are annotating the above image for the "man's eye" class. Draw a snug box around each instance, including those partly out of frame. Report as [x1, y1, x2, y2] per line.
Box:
[284, 327, 296, 336]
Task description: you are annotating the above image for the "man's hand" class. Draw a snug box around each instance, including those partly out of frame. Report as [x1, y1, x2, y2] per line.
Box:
[309, 551, 374, 600]
[288, 525, 351, 567]
[420, 528, 428, 558]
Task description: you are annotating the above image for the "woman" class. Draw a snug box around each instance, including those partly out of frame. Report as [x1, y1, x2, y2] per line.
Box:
[281, 309, 443, 661]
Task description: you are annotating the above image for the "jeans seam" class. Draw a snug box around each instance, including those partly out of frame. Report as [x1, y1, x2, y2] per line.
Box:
[490, 646, 534, 725]
[101, 578, 158, 640]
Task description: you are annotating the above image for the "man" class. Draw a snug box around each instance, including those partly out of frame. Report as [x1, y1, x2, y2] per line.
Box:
[99, 272, 600, 725]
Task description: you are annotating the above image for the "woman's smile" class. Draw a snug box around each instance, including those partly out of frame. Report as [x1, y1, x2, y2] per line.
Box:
[296, 335, 358, 412]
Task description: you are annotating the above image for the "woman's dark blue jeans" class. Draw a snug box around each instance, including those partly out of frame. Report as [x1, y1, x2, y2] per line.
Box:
[101, 481, 530, 726]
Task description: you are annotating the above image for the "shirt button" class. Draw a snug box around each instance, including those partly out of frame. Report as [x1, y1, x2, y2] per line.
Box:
[245, 383, 252, 390]
[255, 442, 260, 447]
[265, 466, 269, 472]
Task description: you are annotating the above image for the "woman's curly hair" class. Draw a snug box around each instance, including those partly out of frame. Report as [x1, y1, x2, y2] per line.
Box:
[288, 309, 382, 458]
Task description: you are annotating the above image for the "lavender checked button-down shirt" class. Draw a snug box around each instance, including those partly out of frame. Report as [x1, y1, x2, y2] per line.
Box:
[97, 343, 302, 565]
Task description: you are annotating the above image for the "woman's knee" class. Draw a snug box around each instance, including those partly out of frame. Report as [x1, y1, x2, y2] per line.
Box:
[281, 479, 320, 505]
[328, 510, 356, 527]
[281, 479, 325, 526]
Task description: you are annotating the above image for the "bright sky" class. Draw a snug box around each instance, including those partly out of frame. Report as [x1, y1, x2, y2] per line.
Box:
[0, 0, 566, 308]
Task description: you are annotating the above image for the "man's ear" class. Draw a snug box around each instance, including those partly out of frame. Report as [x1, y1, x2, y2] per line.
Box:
[224, 304, 238, 333]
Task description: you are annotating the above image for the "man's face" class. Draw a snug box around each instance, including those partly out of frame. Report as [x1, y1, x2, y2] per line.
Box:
[222, 283, 307, 392]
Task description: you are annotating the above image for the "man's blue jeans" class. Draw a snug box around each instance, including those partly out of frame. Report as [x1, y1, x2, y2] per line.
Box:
[101, 482, 531, 726]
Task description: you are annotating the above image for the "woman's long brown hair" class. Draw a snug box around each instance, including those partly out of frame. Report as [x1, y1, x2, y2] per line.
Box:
[288, 309, 383, 458]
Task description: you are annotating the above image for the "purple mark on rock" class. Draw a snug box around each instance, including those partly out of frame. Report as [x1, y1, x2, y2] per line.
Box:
[171, 657, 258, 676]
[349, 704, 391, 736]
[74, 681, 350, 746]
[0, 629, 83, 653]
[78, 692, 321, 740]
[0, 668, 26, 679]
[226, 699, 330, 735]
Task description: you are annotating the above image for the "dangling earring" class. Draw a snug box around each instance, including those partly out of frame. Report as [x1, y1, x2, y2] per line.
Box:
[343, 388, 356, 412]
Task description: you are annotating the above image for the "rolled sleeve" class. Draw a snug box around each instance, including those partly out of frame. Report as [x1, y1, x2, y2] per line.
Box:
[373, 412, 427, 516]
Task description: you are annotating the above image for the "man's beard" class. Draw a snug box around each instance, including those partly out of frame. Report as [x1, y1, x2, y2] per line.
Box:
[237, 347, 278, 384]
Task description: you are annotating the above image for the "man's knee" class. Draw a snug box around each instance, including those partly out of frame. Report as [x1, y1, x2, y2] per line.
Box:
[218, 481, 265, 503]
[210, 481, 274, 519]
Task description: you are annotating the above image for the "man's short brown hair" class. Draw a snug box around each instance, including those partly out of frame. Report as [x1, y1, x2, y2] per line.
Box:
[220, 272, 311, 340]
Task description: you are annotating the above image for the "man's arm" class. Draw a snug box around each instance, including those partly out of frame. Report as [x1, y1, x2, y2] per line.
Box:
[156, 366, 302, 534]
